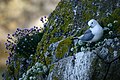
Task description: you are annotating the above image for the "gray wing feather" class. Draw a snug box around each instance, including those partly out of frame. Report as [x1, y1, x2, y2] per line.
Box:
[80, 29, 94, 41]
[84, 29, 91, 34]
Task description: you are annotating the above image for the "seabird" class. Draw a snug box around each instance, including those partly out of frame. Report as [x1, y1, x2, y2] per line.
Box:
[74, 19, 103, 43]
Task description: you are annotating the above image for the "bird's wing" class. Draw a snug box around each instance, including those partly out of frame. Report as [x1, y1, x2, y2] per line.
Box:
[80, 29, 94, 41]
[84, 29, 91, 34]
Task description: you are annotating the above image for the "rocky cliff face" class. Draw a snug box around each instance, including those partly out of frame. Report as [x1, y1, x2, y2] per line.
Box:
[3, 0, 120, 80]
[47, 52, 96, 80]
[36, 0, 120, 80]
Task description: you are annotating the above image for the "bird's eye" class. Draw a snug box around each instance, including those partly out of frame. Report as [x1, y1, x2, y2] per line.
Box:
[91, 22, 93, 24]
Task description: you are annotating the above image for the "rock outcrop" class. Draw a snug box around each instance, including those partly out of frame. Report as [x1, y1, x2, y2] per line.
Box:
[47, 52, 96, 80]
[36, 0, 120, 80]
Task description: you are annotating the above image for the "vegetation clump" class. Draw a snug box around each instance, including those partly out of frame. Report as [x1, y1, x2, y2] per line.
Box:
[3, 26, 43, 80]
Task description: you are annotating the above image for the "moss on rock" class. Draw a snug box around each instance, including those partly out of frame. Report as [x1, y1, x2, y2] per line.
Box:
[101, 8, 120, 29]
[56, 38, 72, 59]
[49, 64, 55, 73]
[53, 76, 59, 80]
[37, 0, 74, 65]
[36, 0, 120, 80]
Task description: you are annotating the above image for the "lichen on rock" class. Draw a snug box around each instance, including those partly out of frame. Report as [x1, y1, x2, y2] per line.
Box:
[36, 0, 120, 80]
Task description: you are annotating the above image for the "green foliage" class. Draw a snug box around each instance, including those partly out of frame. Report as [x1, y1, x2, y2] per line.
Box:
[16, 33, 43, 57]
[3, 27, 43, 80]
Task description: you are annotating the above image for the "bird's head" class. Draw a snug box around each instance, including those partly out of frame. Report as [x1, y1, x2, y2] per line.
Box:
[88, 19, 98, 28]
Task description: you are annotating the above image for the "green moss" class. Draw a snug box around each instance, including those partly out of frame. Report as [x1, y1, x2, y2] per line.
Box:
[111, 8, 120, 34]
[36, 0, 74, 65]
[53, 76, 59, 80]
[45, 57, 52, 65]
[49, 64, 55, 73]
[49, 37, 62, 44]
[81, 0, 99, 22]
[100, 8, 120, 29]
[39, 54, 45, 64]
[82, 11, 92, 22]
[56, 38, 72, 59]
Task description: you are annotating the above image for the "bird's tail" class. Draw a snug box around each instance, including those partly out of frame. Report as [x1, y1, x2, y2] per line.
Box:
[72, 35, 83, 40]
[71, 37, 80, 40]
[73, 37, 79, 39]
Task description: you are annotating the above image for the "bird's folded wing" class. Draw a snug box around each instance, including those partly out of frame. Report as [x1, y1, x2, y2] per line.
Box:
[80, 29, 94, 41]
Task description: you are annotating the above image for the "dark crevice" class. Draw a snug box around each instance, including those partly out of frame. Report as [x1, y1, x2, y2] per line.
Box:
[103, 63, 111, 80]
[93, 51, 120, 80]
